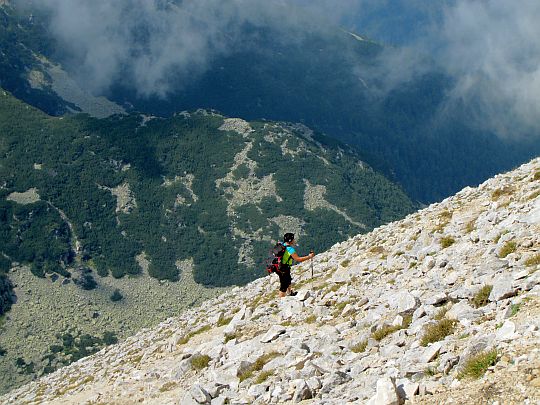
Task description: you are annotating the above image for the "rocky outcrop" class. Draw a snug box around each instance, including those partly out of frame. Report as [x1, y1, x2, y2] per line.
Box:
[2, 158, 539, 404]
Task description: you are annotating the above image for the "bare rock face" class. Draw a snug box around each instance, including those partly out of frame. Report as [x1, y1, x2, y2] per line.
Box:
[1, 158, 540, 405]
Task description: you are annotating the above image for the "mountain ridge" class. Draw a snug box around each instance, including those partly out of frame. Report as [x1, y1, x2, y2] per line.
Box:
[3, 157, 538, 404]
[3, 2, 539, 203]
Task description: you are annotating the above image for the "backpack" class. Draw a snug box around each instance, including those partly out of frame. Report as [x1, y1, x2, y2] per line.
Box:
[266, 242, 286, 274]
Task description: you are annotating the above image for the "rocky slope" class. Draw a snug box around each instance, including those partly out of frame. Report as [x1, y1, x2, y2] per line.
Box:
[2, 158, 539, 404]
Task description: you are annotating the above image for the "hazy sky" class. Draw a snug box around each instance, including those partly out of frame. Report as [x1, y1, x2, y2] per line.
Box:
[28, 0, 540, 137]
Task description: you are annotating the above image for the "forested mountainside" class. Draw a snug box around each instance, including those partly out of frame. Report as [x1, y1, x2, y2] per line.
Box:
[2, 1, 539, 203]
[0, 90, 414, 287]
[0, 87, 414, 393]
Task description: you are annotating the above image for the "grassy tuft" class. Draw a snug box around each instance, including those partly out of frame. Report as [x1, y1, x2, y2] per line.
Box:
[509, 303, 521, 317]
[191, 354, 211, 370]
[350, 340, 367, 353]
[178, 324, 212, 345]
[458, 349, 498, 380]
[238, 352, 280, 382]
[420, 319, 457, 346]
[498, 241, 517, 258]
[159, 381, 178, 392]
[465, 220, 476, 233]
[340, 259, 350, 267]
[528, 190, 540, 201]
[525, 253, 540, 267]
[440, 236, 456, 248]
[217, 316, 233, 327]
[224, 333, 236, 343]
[371, 315, 412, 341]
[491, 187, 514, 201]
[305, 315, 317, 324]
[433, 306, 449, 321]
[424, 366, 436, 376]
[254, 370, 274, 384]
[534, 170, 540, 181]
[369, 246, 385, 255]
[471, 285, 493, 308]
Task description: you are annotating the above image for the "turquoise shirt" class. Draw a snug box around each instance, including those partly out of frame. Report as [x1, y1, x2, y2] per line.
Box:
[282, 244, 296, 266]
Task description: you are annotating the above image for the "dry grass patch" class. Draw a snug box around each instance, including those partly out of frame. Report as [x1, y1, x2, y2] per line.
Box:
[491, 186, 514, 201]
[369, 246, 385, 255]
[191, 354, 211, 370]
[471, 285, 493, 308]
[340, 259, 351, 267]
[533, 170, 540, 181]
[525, 253, 540, 267]
[527, 190, 540, 200]
[458, 349, 498, 380]
[159, 381, 178, 392]
[465, 220, 476, 233]
[238, 352, 280, 382]
[499, 241, 517, 258]
[224, 333, 236, 343]
[254, 370, 274, 384]
[350, 340, 367, 353]
[305, 314, 317, 324]
[433, 306, 449, 321]
[433, 210, 452, 232]
[217, 316, 233, 327]
[371, 315, 412, 341]
[420, 318, 457, 346]
[440, 236, 456, 248]
[178, 324, 212, 345]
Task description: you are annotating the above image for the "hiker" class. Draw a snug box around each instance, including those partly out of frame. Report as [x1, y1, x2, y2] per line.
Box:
[278, 232, 315, 298]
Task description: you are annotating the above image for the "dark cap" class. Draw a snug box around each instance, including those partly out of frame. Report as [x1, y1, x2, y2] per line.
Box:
[283, 233, 295, 243]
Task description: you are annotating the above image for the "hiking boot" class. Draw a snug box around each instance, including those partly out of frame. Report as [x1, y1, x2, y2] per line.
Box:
[289, 291, 298, 296]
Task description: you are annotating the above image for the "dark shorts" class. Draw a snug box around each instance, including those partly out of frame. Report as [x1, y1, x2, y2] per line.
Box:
[277, 266, 292, 292]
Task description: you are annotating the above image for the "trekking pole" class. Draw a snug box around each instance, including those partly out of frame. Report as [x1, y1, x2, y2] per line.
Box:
[310, 250, 314, 279]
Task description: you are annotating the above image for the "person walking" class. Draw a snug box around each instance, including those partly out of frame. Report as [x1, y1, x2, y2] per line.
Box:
[278, 232, 315, 298]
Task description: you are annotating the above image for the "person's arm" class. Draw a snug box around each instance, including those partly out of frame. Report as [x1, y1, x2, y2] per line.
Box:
[291, 252, 315, 263]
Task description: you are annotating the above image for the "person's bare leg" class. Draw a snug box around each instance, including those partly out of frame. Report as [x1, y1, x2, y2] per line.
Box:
[279, 290, 286, 298]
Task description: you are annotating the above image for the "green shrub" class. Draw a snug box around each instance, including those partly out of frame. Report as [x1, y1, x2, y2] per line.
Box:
[110, 289, 123, 302]
[191, 354, 211, 370]
[471, 285, 493, 308]
[440, 236, 455, 248]
[499, 241, 517, 258]
[420, 319, 457, 346]
[458, 349, 498, 380]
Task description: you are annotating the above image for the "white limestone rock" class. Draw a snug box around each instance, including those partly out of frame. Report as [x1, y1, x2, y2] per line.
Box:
[489, 276, 519, 301]
[367, 376, 400, 405]
[260, 325, 286, 343]
[389, 291, 419, 313]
